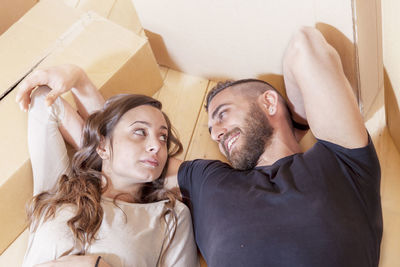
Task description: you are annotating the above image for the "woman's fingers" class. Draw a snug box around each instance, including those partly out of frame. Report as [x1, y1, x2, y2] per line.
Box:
[15, 64, 83, 112]
[15, 69, 49, 111]
[45, 91, 61, 107]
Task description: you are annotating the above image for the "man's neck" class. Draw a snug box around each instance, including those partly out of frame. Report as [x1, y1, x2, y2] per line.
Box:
[256, 130, 302, 167]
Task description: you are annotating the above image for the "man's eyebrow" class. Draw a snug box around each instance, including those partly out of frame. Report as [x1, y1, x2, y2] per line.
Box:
[211, 103, 229, 120]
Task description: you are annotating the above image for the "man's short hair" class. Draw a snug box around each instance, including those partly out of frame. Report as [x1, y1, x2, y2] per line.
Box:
[205, 79, 280, 112]
[205, 79, 309, 131]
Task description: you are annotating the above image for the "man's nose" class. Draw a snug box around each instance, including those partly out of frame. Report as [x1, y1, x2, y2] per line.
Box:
[211, 125, 226, 143]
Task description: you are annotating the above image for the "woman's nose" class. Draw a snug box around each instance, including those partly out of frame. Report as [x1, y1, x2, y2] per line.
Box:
[146, 136, 161, 153]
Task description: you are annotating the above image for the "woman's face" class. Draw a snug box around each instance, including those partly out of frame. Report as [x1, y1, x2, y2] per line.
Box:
[100, 105, 169, 189]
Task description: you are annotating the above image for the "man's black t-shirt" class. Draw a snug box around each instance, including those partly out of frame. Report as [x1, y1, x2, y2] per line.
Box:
[178, 138, 382, 267]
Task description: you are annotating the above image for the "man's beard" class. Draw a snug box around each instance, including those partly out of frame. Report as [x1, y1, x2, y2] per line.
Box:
[223, 104, 274, 170]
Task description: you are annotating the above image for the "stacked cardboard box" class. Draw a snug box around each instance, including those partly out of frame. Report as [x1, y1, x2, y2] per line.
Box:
[64, 0, 145, 37]
[0, 0, 162, 254]
[0, 0, 38, 35]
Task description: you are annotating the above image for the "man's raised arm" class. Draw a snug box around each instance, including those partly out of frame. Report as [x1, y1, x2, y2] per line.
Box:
[283, 27, 367, 148]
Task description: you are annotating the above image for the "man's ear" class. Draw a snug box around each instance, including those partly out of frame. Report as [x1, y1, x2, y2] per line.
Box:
[259, 90, 279, 115]
[96, 136, 110, 160]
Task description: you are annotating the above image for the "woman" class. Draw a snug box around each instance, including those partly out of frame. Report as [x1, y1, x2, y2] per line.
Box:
[18, 68, 198, 266]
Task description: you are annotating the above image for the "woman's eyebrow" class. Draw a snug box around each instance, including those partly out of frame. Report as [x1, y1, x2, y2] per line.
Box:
[131, 121, 168, 131]
[130, 121, 150, 127]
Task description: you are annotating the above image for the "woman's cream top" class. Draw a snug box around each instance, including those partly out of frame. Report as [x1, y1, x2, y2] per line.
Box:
[22, 198, 199, 267]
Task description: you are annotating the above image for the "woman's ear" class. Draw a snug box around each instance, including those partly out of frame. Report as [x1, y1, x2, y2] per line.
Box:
[96, 136, 110, 160]
[260, 90, 278, 115]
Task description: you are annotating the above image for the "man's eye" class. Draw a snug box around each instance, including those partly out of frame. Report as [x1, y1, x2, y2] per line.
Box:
[134, 129, 146, 136]
[219, 111, 226, 120]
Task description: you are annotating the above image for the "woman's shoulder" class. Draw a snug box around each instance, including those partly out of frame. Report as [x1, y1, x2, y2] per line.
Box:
[174, 199, 189, 212]
[174, 200, 191, 220]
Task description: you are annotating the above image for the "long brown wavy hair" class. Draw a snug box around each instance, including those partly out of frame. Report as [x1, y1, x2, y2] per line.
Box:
[27, 94, 183, 264]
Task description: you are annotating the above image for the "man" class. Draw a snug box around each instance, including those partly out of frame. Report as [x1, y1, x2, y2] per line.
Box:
[173, 27, 382, 267]
[17, 27, 382, 267]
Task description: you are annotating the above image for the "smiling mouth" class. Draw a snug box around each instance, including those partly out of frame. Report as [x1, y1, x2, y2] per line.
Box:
[224, 132, 240, 154]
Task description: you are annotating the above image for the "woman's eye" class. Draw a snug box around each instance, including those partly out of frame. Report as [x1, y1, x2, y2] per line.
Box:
[160, 134, 168, 142]
[134, 129, 146, 136]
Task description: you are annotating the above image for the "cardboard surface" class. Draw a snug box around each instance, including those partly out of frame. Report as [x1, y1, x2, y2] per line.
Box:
[132, 0, 384, 116]
[0, 0, 38, 35]
[385, 71, 400, 154]
[354, 0, 384, 116]
[382, 0, 400, 154]
[0, 0, 162, 254]
[65, 0, 145, 36]
[0, 0, 82, 99]
[132, 0, 354, 78]
[0, 229, 29, 266]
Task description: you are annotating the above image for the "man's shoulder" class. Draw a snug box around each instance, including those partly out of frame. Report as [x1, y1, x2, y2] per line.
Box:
[181, 159, 229, 170]
[178, 159, 231, 187]
[307, 134, 377, 160]
[302, 134, 380, 180]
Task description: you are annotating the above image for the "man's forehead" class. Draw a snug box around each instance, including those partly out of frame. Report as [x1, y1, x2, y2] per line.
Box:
[207, 87, 249, 125]
[207, 86, 243, 111]
[207, 89, 233, 115]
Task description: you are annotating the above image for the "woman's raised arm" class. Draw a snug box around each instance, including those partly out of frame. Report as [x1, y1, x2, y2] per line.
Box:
[16, 64, 105, 120]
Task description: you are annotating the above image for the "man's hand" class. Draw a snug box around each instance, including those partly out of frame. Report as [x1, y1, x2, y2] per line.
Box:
[15, 64, 86, 111]
[34, 255, 111, 267]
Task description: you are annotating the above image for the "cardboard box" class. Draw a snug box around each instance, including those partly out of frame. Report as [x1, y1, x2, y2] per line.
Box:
[0, 0, 38, 35]
[0, 0, 162, 254]
[64, 0, 145, 37]
[385, 71, 400, 153]
[382, 0, 400, 154]
[132, 0, 382, 117]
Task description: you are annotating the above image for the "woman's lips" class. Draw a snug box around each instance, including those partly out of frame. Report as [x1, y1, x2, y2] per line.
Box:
[140, 158, 159, 168]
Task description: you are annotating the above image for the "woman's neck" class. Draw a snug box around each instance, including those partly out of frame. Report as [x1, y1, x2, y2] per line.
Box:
[102, 176, 142, 203]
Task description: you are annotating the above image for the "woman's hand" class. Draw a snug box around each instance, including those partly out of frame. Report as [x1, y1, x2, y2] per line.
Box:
[15, 64, 86, 112]
[34, 255, 111, 267]
[15, 64, 104, 119]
